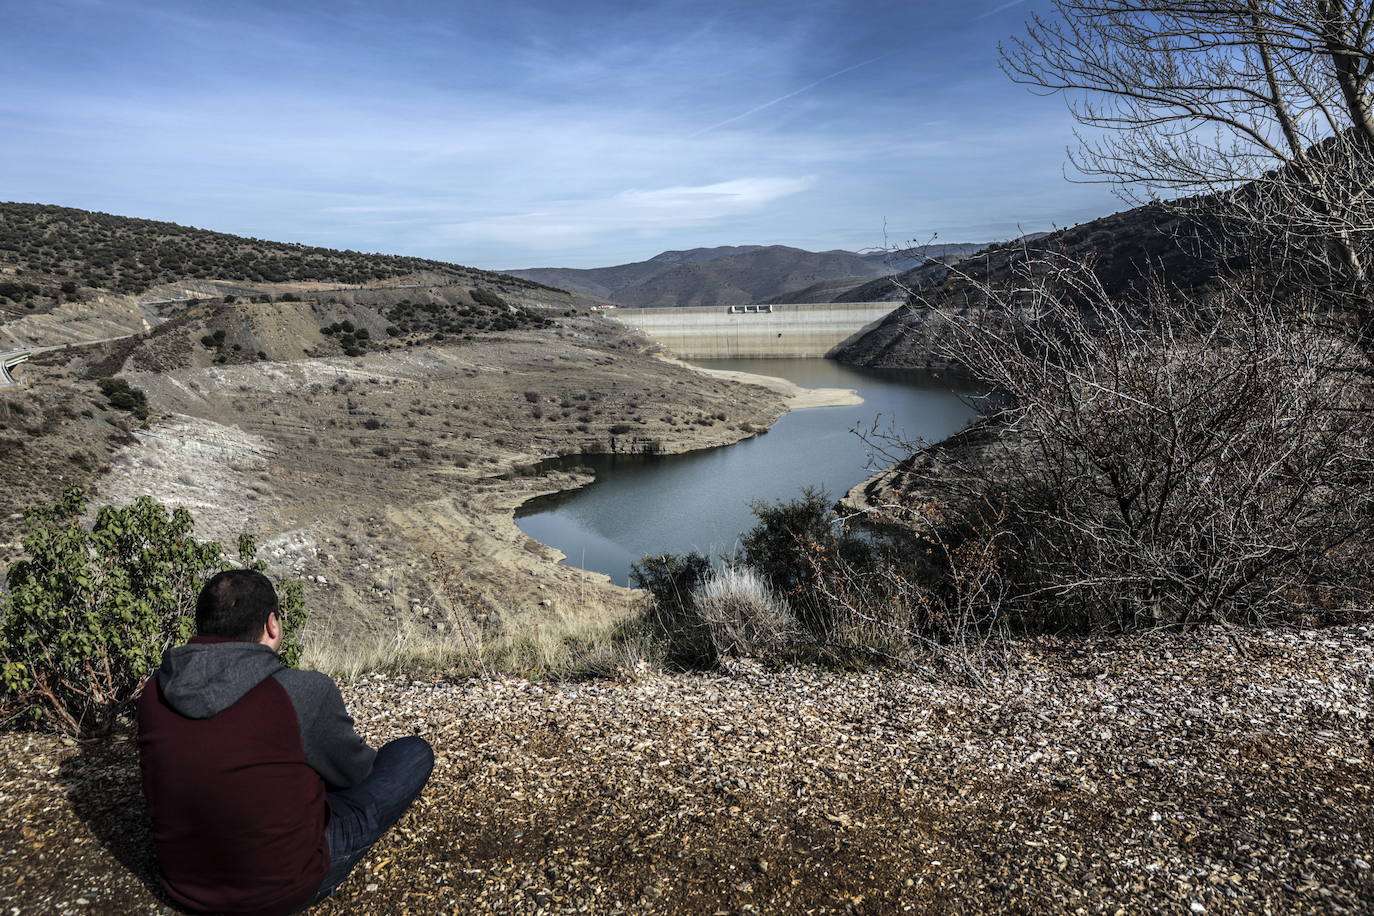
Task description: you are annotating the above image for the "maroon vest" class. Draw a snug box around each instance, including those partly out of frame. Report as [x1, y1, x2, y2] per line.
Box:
[137, 673, 328, 915]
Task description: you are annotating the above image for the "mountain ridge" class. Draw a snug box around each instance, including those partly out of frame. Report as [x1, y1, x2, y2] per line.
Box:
[505, 242, 997, 308]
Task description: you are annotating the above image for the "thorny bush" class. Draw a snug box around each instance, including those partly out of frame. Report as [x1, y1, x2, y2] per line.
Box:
[630, 552, 714, 667]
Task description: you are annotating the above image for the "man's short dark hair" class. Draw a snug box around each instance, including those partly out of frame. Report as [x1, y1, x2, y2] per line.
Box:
[196, 569, 279, 641]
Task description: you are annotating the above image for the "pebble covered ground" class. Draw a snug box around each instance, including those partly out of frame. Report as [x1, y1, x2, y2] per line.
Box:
[3, 625, 1372, 915]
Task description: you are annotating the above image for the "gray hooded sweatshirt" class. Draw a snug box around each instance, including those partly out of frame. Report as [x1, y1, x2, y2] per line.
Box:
[150, 639, 375, 789]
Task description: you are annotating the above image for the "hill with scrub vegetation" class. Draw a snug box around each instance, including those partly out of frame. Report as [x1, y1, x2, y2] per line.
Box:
[0, 202, 561, 321]
[833, 201, 1222, 367]
[0, 201, 798, 667]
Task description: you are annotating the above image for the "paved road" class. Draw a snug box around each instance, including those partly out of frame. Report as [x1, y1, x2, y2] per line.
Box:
[1, 349, 41, 387]
[0, 336, 132, 387]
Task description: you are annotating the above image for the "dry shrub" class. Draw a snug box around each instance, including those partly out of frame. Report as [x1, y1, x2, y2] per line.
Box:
[305, 556, 652, 683]
[886, 254, 1374, 631]
[630, 501, 1012, 678]
[427, 551, 491, 675]
[570, 631, 659, 680]
[692, 566, 795, 659]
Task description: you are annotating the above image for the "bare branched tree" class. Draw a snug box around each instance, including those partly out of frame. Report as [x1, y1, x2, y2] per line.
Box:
[1002, 1, 1374, 338]
[880, 253, 1373, 630]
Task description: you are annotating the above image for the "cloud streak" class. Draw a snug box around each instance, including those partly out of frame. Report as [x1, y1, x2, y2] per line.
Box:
[976, 0, 1030, 20]
[616, 177, 815, 214]
[443, 176, 817, 259]
[692, 53, 893, 136]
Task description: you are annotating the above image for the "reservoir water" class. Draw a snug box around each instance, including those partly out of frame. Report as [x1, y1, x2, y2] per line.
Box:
[515, 357, 978, 585]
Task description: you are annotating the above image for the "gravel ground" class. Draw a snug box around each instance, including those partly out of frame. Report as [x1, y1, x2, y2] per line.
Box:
[3, 625, 1372, 915]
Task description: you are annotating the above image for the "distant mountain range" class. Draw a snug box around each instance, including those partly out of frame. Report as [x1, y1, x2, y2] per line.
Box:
[504, 243, 992, 308]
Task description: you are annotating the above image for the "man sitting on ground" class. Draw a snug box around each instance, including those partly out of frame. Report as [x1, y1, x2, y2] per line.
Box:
[137, 569, 433, 914]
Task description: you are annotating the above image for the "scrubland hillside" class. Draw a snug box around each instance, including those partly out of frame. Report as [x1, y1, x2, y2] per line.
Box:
[0, 204, 571, 351]
[0, 202, 557, 304]
[834, 202, 1219, 367]
[0, 205, 803, 667]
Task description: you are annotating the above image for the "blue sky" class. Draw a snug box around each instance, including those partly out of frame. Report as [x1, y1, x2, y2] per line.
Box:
[1, 0, 1123, 269]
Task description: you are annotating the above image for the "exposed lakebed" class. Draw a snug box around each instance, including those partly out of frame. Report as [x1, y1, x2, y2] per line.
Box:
[516, 357, 978, 585]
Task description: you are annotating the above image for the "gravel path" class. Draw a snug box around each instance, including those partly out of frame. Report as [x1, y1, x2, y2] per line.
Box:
[4, 625, 1372, 914]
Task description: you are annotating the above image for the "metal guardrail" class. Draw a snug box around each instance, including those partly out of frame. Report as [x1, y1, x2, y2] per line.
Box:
[0, 352, 32, 386]
[0, 336, 126, 386]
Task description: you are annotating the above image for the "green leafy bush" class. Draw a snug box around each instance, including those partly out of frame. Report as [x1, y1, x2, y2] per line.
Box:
[96, 377, 148, 419]
[470, 287, 509, 310]
[629, 552, 713, 667]
[740, 487, 871, 634]
[0, 488, 306, 736]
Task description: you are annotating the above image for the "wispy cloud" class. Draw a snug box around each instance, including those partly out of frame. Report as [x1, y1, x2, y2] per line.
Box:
[692, 53, 892, 136]
[442, 176, 817, 258]
[616, 177, 815, 215]
[976, 0, 1029, 20]
[1, 0, 1121, 268]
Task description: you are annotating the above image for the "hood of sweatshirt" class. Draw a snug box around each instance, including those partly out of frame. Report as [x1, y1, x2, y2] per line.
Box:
[154, 639, 284, 719]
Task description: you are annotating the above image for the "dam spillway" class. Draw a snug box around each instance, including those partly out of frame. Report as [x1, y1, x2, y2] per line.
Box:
[602, 301, 899, 359]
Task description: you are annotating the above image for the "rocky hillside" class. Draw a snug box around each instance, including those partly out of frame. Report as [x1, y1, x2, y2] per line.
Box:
[0, 201, 806, 653]
[833, 203, 1220, 368]
[0, 203, 557, 322]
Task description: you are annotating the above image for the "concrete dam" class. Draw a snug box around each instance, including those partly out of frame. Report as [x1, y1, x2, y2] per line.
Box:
[603, 301, 899, 359]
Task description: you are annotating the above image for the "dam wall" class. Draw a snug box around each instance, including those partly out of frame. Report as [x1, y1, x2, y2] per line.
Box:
[603, 301, 899, 359]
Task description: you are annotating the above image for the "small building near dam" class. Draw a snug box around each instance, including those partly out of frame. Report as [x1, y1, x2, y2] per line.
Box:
[602, 301, 900, 359]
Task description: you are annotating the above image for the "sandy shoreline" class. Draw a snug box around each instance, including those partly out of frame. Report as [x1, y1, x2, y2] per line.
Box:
[655, 354, 862, 409]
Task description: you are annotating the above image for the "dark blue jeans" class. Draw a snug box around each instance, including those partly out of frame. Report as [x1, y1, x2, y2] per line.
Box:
[301, 736, 434, 910]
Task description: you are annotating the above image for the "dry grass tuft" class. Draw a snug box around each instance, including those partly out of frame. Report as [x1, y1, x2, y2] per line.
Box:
[692, 566, 794, 658]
